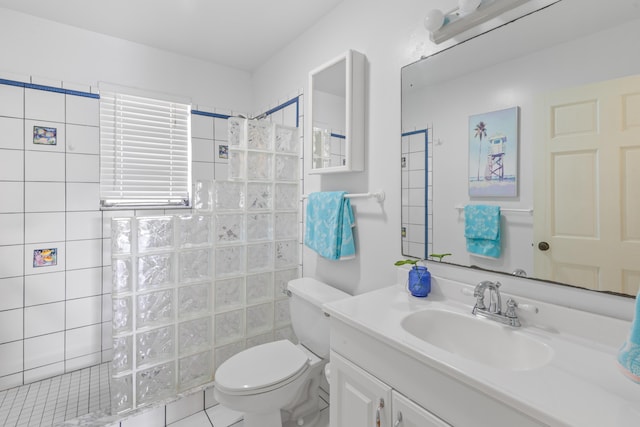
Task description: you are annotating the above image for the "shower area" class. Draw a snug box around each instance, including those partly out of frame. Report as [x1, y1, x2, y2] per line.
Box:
[0, 76, 304, 426]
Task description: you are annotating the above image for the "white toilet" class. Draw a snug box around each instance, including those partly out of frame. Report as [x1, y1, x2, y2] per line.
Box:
[213, 277, 349, 427]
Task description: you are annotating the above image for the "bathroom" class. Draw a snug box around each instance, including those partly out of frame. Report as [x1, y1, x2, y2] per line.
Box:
[1, 0, 640, 426]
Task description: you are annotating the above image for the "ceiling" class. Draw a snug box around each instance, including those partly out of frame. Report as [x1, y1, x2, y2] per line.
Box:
[0, 0, 344, 71]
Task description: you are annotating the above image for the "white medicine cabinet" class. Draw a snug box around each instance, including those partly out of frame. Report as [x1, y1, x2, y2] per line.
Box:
[307, 49, 366, 174]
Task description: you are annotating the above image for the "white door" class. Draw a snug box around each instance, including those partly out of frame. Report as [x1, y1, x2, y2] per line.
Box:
[391, 390, 451, 427]
[330, 351, 392, 427]
[534, 74, 640, 294]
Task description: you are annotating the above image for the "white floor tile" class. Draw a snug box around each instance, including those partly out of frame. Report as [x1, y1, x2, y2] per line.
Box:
[205, 404, 243, 427]
[168, 411, 213, 427]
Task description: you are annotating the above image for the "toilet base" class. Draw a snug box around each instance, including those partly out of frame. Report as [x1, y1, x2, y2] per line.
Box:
[243, 411, 282, 427]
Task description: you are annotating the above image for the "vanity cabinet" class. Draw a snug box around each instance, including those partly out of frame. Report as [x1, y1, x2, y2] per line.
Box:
[330, 351, 451, 427]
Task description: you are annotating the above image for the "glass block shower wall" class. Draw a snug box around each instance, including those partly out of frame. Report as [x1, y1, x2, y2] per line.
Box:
[109, 118, 300, 414]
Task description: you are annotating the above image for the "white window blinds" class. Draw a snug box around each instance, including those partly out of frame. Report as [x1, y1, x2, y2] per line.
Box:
[100, 90, 191, 208]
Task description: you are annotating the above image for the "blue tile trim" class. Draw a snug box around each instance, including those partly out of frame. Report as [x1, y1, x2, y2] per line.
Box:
[0, 78, 99, 99]
[330, 133, 346, 139]
[401, 129, 428, 137]
[191, 110, 232, 119]
[261, 96, 301, 128]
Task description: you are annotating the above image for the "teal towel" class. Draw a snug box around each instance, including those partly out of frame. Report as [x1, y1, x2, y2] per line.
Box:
[304, 191, 355, 260]
[464, 205, 501, 258]
[617, 290, 640, 383]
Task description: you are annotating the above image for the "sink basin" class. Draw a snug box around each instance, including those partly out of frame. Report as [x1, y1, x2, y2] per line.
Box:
[401, 309, 553, 371]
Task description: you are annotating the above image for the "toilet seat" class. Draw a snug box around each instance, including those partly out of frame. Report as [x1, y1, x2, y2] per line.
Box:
[215, 340, 310, 396]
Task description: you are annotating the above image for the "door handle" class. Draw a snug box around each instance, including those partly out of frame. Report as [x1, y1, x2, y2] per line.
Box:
[376, 398, 385, 427]
[538, 241, 550, 251]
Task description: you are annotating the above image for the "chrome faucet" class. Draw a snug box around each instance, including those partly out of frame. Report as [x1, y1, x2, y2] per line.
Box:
[472, 280, 521, 327]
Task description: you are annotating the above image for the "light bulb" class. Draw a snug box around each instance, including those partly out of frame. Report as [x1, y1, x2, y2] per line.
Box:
[424, 9, 445, 32]
[458, 0, 482, 15]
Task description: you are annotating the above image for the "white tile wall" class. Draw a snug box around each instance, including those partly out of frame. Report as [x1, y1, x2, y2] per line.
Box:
[24, 302, 65, 337]
[67, 153, 99, 182]
[66, 296, 102, 329]
[23, 362, 64, 384]
[24, 212, 66, 243]
[24, 88, 65, 122]
[0, 149, 23, 180]
[0, 277, 23, 311]
[66, 94, 99, 126]
[24, 271, 66, 306]
[66, 324, 102, 359]
[66, 239, 102, 269]
[0, 309, 23, 343]
[0, 117, 24, 149]
[67, 124, 99, 154]
[66, 182, 100, 211]
[0, 81, 112, 392]
[25, 182, 66, 212]
[0, 341, 23, 377]
[0, 245, 23, 278]
[25, 150, 66, 182]
[24, 332, 65, 369]
[67, 211, 102, 240]
[0, 213, 24, 245]
[0, 182, 24, 213]
[67, 267, 102, 299]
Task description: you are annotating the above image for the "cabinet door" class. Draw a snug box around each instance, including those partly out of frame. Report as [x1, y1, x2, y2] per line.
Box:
[330, 351, 392, 427]
[391, 390, 451, 427]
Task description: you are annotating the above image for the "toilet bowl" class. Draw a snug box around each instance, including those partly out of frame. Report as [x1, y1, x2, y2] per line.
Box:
[213, 278, 349, 427]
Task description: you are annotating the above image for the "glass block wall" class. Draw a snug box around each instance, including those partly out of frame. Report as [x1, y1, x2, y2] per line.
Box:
[109, 118, 300, 413]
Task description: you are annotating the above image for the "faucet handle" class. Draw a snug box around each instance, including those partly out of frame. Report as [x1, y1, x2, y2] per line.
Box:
[505, 298, 539, 316]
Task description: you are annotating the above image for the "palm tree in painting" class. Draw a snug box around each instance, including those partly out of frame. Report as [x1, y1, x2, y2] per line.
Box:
[474, 121, 487, 181]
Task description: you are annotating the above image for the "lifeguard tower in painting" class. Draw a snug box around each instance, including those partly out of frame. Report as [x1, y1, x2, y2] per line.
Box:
[484, 133, 507, 180]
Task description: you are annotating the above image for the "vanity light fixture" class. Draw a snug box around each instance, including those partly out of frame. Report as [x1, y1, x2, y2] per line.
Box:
[425, 0, 529, 44]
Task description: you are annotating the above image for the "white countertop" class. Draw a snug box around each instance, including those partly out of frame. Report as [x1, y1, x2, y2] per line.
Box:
[324, 276, 640, 427]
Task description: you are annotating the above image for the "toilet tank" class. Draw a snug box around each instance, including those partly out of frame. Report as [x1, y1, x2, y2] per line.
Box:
[287, 277, 350, 358]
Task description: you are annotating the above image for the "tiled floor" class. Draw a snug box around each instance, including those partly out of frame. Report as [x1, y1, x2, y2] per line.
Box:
[168, 403, 330, 427]
[0, 363, 111, 426]
[0, 362, 330, 427]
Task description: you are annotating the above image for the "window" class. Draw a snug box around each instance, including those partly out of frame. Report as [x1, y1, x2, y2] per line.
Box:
[100, 89, 191, 209]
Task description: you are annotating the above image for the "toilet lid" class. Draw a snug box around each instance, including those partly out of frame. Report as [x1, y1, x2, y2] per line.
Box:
[215, 340, 309, 393]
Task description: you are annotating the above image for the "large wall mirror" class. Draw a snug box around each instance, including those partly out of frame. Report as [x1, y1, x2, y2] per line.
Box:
[308, 49, 366, 174]
[401, 0, 640, 296]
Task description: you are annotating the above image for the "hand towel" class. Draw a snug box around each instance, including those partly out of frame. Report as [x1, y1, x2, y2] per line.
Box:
[304, 191, 356, 260]
[617, 290, 640, 383]
[464, 204, 501, 258]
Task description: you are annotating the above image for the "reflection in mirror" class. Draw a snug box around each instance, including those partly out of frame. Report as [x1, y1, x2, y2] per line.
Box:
[308, 49, 365, 173]
[312, 58, 346, 169]
[401, 0, 640, 295]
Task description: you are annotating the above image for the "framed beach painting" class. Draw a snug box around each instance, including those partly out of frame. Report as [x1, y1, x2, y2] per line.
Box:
[468, 106, 519, 197]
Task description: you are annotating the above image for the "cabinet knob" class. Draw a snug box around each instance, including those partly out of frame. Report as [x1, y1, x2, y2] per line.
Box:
[394, 410, 403, 427]
[538, 241, 550, 251]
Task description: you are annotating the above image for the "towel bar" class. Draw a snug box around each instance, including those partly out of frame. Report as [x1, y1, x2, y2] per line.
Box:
[455, 205, 532, 214]
[302, 190, 385, 203]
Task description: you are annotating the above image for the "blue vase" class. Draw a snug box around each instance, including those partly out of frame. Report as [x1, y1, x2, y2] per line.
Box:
[408, 266, 431, 297]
